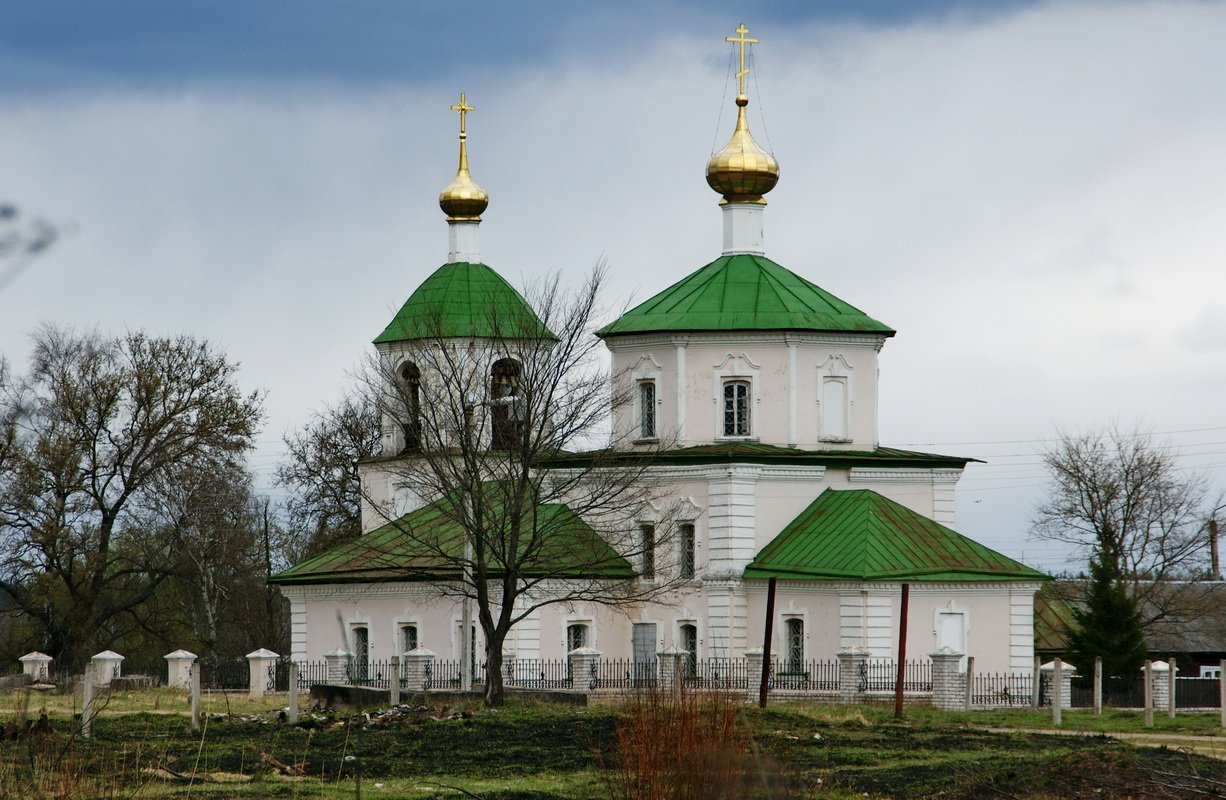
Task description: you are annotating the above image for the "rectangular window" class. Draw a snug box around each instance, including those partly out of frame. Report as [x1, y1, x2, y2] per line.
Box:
[639, 381, 656, 439]
[640, 524, 655, 579]
[679, 523, 695, 579]
[722, 380, 750, 436]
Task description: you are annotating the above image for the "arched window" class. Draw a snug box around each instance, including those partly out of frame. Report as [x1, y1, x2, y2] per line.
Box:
[566, 623, 588, 653]
[638, 380, 656, 439]
[351, 625, 370, 681]
[490, 357, 522, 449]
[678, 523, 695, 580]
[400, 362, 421, 453]
[784, 618, 804, 673]
[400, 623, 418, 654]
[639, 524, 656, 579]
[722, 380, 751, 437]
[679, 623, 698, 678]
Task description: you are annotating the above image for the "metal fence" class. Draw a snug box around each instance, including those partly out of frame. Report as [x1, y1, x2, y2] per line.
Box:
[971, 672, 1034, 707]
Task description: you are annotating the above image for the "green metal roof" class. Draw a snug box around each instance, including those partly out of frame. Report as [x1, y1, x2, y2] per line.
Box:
[269, 494, 633, 585]
[374, 262, 555, 343]
[744, 489, 1047, 583]
[596, 253, 895, 338]
[542, 442, 976, 471]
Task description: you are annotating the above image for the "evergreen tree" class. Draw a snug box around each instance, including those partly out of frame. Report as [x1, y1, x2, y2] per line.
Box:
[1065, 541, 1147, 689]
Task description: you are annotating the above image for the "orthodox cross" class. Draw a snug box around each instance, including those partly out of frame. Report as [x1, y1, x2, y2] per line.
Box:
[725, 23, 758, 98]
[450, 92, 475, 139]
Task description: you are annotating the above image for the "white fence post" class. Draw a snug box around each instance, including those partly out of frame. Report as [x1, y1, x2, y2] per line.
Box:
[403, 647, 437, 692]
[246, 649, 280, 698]
[91, 650, 124, 687]
[164, 650, 197, 690]
[287, 661, 299, 724]
[19, 652, 52, 681]
[323, 649, 351, 685]
[568, 647, 601, 692]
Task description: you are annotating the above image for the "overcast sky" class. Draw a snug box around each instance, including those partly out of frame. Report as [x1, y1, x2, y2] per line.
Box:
[3, 0, 1225, 574]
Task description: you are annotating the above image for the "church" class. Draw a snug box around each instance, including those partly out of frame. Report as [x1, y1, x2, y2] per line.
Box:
[270, 26, 1046, 680]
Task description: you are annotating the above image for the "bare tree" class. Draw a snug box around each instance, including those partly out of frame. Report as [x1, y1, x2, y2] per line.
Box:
[148, 462, 288, 661]
[1032, 426, 1212, 630]
[0, 327, 263, 668]
[277, 388, 382, 560]
[352, 265, 684, 706]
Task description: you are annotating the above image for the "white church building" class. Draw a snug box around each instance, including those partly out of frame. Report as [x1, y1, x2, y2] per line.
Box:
[271, 29, 1046, 679]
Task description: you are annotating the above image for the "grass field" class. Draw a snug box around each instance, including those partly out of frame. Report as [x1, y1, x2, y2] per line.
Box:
[3, 687, 1225, 799]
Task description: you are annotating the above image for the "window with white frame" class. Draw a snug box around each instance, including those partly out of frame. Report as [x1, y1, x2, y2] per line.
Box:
[784, 618, 804, 673]
[400, 623, 418, 654]
[678, 522, 695, 580]
[638, 380, 657, 439]
[566, 623, 589, 653]
[639, 523, 656, 579]
[351, 625, 370, 681]
[722, 379, 751, 437]
[679, 623, 698, 677]
[400, 362, 422, 452]
[490, 357, 523, 449]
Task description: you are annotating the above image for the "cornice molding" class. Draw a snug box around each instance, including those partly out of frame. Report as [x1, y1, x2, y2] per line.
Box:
[849, 468, 964, 484]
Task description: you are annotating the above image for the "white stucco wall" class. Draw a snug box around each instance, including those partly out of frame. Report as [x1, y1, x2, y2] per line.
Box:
[606, 332, 888, 450]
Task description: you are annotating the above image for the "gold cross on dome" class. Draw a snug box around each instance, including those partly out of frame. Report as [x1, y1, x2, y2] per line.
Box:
[450, 92, 475, 138]
[725, 23, 758, 99]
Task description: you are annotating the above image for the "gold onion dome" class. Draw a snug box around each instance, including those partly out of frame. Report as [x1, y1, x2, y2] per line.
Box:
[439, 92, 489, 220]
[706, 98, 779, 204]
[706, 24, 779, 204]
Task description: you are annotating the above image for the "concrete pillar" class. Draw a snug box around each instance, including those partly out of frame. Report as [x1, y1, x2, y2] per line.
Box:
[19, 652, 52, 681]
[657, 645, 686, 692]
[1039, 660, 1076, 709]
[1150, 660, 1172, 712]
[390, 656, 401, 706]
[323, 649, 351, 685]
[164, 650, 197, 690]
[745, 647, 764, 692]
[81, 663, 95, 738]
[246, 649, 280, 698]
[837, 646, 872, 704]
[929, 647, 965, 711]
[568, 647, 601, 692]
[91, 650, 124, 687]
[403, 647, 437, 692]
[287, 661, 299, 724]
[190, 658, 201, 733]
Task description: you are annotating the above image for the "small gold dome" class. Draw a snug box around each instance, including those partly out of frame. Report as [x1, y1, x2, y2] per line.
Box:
[439, 92, 489, 221]
[706, 97, 780, 205]
[439, 163, 488, 221]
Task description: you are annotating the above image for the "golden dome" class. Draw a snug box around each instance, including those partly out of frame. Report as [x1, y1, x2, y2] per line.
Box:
[439, 93, 489, 221]
[706, 97, 779, 205]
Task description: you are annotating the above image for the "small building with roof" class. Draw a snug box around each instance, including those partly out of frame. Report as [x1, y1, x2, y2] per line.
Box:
[271, 27, 1046, 678]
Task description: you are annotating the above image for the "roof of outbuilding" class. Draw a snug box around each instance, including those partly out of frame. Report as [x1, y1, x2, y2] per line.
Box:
[596, 253, 894, 338]
[269, 494, 633, 585]
[744, 488, 1047, 583]
[374, 261, 555, 343]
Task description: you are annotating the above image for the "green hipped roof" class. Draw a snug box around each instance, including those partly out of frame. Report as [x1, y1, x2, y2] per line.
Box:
[374, 262, 555, 344]
[596, 253, 895, 337]
[744, 489, 1047, 583]
[269, 494, 634, 585]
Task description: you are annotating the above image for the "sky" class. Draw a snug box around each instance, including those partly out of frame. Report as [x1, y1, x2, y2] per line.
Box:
[3, 0, 1226, 575]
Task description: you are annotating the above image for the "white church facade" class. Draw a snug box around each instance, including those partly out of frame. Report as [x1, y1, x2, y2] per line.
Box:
[271, 29, 1046, 679]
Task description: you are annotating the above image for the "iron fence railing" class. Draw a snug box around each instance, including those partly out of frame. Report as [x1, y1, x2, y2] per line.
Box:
[971, 673, 1033, 707]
